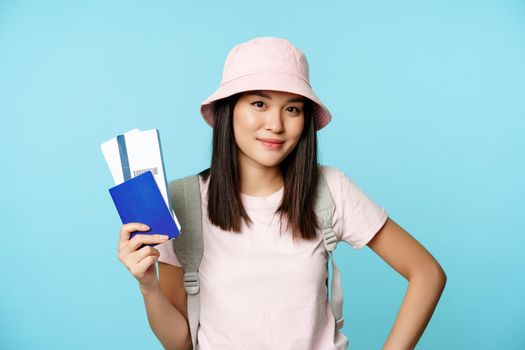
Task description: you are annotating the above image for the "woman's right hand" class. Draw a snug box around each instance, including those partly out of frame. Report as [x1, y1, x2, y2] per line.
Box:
[117, 223, 170, 292]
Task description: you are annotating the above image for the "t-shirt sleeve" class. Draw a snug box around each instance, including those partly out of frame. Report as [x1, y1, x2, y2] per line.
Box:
[324, 166, 389, 250]
[154, 239, 182, 267]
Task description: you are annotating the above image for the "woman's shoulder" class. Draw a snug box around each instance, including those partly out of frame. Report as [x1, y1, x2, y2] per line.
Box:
[319, 164, 348, 184]
[167, 169, 210, 202]
[168, 169, 210, 184]
[318, 164, 360, 200]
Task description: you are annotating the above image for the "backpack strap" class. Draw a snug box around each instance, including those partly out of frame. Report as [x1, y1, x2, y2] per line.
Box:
[315, 171, 345, 331]
[168, 174, 203, 350]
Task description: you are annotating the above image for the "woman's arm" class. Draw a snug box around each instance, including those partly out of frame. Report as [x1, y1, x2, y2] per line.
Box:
[140, 278, 193, 350]
[117, 224, 192, 350]
[366, 218, 447, 350]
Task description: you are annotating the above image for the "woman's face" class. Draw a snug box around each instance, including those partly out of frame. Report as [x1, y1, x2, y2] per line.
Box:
[232, 89, 305, 169]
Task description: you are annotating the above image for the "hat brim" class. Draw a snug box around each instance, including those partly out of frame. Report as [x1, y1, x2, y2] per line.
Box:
[200, 71, 332, 130]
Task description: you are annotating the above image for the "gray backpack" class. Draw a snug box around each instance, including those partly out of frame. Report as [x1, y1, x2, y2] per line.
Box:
[167, 171, 345, 349]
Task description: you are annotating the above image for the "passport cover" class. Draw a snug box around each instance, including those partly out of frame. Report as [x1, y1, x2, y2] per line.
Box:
[109, 170, 180, 245]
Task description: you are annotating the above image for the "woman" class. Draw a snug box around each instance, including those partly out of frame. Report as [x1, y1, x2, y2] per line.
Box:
[117, 37, 447, 350]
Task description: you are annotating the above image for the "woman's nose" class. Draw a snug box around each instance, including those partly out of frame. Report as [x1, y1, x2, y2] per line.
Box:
[264, 109, 284, 133]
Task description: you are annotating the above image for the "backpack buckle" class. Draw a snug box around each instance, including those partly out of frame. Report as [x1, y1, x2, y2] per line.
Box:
[322, 227, 337, 252]
[183, 271, 200, 295]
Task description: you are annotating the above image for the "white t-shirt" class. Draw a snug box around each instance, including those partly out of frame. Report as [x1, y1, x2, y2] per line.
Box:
[156, 165, 388, 350]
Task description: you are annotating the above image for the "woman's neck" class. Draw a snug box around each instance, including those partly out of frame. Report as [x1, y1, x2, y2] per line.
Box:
[238, 161, 284, 197]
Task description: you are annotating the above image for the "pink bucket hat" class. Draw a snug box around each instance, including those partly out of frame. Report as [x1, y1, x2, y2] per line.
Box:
[200, 36, 332, 130]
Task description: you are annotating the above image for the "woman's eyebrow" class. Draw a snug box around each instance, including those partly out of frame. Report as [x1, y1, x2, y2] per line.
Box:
[247, 90, 305, 103]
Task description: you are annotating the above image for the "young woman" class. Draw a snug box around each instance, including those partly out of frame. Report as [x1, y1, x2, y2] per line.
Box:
[117, 37, 447, 350]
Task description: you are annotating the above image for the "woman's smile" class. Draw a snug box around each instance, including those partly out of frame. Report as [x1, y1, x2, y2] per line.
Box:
[258, 137, 285, 149]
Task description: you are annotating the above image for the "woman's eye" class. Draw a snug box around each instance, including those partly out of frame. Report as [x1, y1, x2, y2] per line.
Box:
[287, 106, 301, 113]
[252, 101, 265, 108]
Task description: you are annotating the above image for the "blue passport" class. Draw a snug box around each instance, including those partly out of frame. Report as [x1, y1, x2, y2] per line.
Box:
[109, 171, 180, 245]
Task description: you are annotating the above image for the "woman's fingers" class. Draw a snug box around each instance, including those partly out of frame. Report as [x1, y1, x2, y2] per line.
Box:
[123, 234, 170, 254]
[116, 223, 168, 288]
[119, 223, 150, 248]
[129, 252, 159, 280]
[126, 245, 160, 266]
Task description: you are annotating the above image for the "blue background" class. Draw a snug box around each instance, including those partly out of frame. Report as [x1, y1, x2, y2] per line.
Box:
[1, 0, 524, 349]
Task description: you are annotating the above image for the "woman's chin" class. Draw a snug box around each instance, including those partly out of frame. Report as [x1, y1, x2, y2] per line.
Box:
[252, 155, 286, 168]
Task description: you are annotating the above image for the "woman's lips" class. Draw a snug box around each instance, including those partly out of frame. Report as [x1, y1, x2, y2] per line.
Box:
[258, 138, 284, 149]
